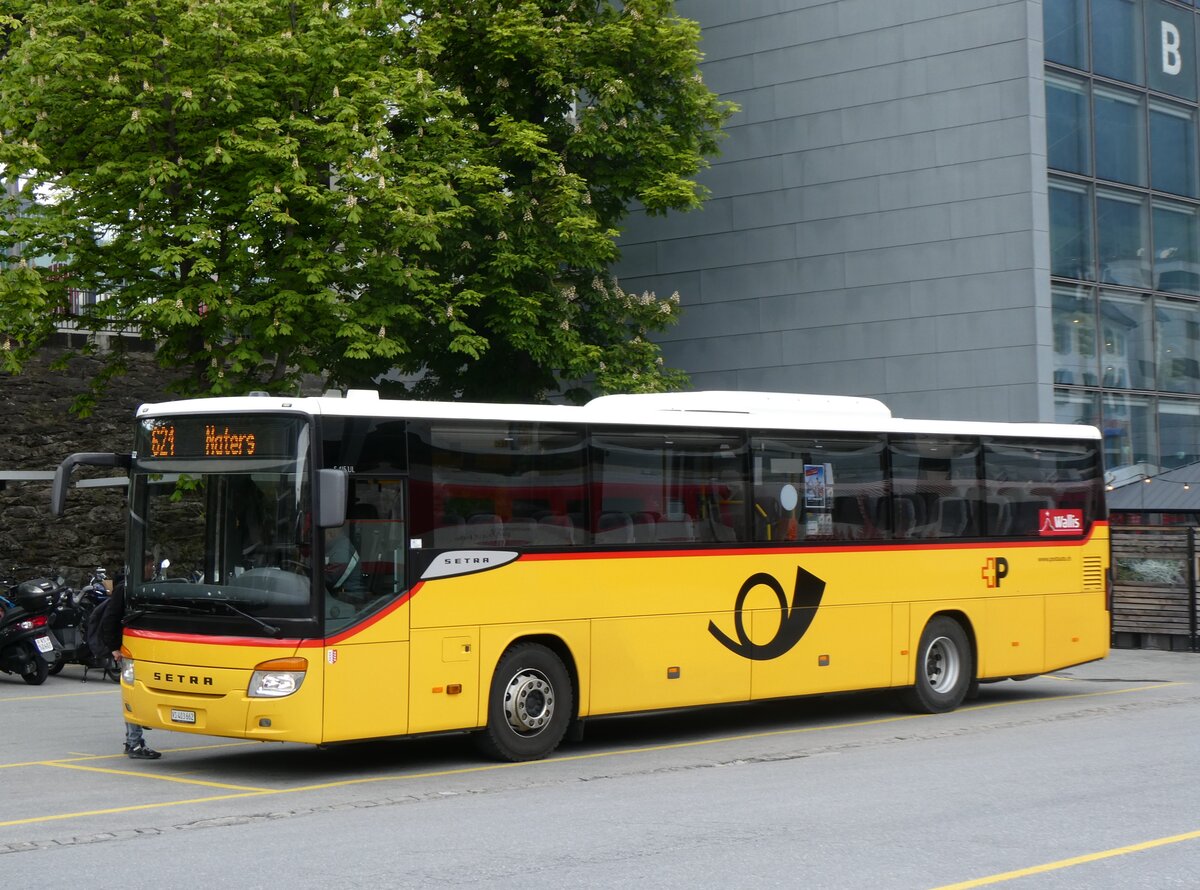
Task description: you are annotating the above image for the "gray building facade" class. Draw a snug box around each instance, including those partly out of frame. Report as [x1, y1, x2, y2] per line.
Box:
[617, 0, 1200, 482]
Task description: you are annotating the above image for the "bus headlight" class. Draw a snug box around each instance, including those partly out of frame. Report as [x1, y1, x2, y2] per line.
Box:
[119, 646, 134, 685]
[248, 657, 307, 698]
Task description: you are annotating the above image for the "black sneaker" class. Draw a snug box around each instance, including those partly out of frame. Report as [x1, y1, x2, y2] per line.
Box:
[125, 741, 162, 760]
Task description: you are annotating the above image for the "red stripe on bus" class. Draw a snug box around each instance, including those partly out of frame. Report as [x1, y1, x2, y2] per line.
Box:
[124, 587, 419, 648]
[516, 521, 1108, 562]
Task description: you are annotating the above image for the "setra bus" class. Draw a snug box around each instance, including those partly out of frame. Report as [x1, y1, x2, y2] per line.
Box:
[51, 390, 1110, 761]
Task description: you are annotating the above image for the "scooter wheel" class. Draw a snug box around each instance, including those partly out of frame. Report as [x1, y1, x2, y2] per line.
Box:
[47, 659, 64, 676]
[22, 653, 49, 686]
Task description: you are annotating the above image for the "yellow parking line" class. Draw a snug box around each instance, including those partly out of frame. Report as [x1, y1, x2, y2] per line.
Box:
[0, 791, 282, 828]
[933, 828, 1200, 888]
[46, 761, 270, 792]
[0, 690, 116, 703]
[0, 681, 1186, 830]
[0, 741, 257, 770]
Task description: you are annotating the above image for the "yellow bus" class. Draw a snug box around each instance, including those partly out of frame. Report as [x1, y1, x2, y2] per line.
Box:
[53, 390, 1109, 761]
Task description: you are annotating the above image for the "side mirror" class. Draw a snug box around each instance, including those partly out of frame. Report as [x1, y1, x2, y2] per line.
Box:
[317, 469, 348, 529]
[51, 452, 132, 516]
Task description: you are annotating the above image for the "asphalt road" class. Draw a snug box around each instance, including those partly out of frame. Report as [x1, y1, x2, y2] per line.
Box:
[1, 649, 1197, 888]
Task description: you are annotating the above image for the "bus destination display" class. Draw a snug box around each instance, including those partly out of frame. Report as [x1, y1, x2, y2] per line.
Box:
[137, 416, 302, 462]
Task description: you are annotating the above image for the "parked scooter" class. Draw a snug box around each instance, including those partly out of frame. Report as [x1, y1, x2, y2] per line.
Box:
[47, 567, 119, 682]
[0, 577, 63, 685]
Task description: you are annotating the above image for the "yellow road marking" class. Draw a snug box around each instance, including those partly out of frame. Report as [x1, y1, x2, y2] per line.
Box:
[0, 690, 116, 703]
[0, 792, 284, 828]
[46, 761, 271, 792]
[0, 741, 258, 770]
[933, 828, 1200, 888]
[0, 681, 1183, 829]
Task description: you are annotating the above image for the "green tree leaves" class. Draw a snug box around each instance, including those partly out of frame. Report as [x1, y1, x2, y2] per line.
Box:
[0, 0, 733, 406]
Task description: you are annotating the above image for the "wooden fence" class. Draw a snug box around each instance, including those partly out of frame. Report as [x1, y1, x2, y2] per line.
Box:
[1110, 526, 1198, 651]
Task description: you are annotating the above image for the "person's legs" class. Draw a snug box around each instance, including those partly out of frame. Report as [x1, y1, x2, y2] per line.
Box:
[124, 722, 161, 759]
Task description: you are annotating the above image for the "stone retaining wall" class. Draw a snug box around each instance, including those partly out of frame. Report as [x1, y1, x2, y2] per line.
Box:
[1, 339, 322, 587]
[0, 340, 178, 585]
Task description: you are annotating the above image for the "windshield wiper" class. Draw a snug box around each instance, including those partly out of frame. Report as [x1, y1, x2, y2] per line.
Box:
[210, 599, 283, 638]
[125, 602, 191, 621]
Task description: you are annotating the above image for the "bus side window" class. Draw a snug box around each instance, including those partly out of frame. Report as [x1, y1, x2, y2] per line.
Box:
[593, 429, 748, 545]
[981, 437, 1101, 536]
[889, 435, 981, 540]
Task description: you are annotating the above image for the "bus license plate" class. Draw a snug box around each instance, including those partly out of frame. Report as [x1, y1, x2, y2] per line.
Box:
[170, 709, 196, 724]
[34, 635, 53, 654]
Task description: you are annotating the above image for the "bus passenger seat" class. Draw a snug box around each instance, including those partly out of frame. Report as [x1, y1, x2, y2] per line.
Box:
[630, 511, 658, 543]
[503, 519, 541, 547]
[654, 517, 695, 543]
[466, 513, 506, 546]
[596, 512, 634, 544]
[985, 496, 1012, 535]
[935, 497, 972, 537]
[537, 514, 577, 545]
[893, 497, 917, 538]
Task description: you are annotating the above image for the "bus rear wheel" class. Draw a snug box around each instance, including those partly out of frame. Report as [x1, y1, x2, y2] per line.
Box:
[900, 617, 972, 714]
[476, 643, 573, 762]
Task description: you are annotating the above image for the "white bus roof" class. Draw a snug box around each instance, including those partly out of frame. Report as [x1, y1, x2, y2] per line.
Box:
[135, 390, 1101, 441]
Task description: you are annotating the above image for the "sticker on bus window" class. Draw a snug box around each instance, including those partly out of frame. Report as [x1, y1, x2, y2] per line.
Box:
[1039, 509, 1083, 536]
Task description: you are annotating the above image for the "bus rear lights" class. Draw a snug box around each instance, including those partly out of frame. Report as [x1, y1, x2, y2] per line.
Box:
[248, 657, 307, 698]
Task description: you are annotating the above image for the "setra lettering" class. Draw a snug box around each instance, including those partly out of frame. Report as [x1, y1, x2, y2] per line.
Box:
[153, 671, 214, 686]
[443, 556, 491, 566]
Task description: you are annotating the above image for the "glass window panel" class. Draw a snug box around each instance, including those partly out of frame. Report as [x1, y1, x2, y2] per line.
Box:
[1149, 101, 1198, 197]
[1097, 189, 1152, 287]
[1094, 86, 1147, 186]
[1049, 179, 1095, 280]
[1156, 297, 1200, 393]
[982, 438, 1103, 536]
[1100, 290, 1156, 388]
[1153, 200, 1200, 294]
[889, 437, 982, 539]
[593, 430, 750, 544]
[1046, 74, 1092, 174]
[1055, 388, 1101, 426]
[1147, 0, 1197, 100]
[1158, 398, 1200, 467]
[1101, 392, 1158, 473]
[1045, 0, 1089, 69]
[749, 434, 887, 543]
[410, 422, 589, 548]
[1052, 286, 1099, 386]
[1092, 0, 1146, 85]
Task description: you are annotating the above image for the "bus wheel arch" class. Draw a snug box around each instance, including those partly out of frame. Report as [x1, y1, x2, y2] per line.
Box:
[900, 613, 975, 714]
[475, 637, 576, 762]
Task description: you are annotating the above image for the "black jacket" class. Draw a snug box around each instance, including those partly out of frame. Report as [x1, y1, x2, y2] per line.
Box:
[98, 574, 126, 654]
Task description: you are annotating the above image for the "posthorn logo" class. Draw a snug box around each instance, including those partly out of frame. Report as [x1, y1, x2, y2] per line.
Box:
[708, 566, 826, 661]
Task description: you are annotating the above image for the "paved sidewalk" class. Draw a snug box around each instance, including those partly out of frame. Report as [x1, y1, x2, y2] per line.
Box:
[1057, 646, 1200, 682]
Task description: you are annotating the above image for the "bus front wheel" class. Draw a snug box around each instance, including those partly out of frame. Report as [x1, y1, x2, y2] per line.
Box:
[476, 643, 573, 762]
[900, 617, 973, 714]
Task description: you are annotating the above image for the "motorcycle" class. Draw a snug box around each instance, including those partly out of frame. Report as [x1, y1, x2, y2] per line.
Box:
[0, 576, 64, 685]
[47, 567, 119, 682]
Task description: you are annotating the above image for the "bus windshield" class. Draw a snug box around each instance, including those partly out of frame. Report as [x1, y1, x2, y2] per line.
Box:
[127, 414, 316, 633]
